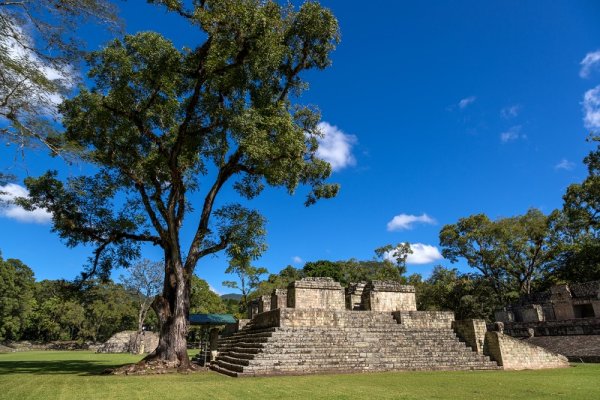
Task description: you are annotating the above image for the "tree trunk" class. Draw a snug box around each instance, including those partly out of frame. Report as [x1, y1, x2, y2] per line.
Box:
[142, 259, 192, 370]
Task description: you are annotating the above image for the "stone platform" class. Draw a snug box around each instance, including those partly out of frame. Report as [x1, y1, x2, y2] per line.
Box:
[206, 278, 568, 376]
[210, 309, 500, 376]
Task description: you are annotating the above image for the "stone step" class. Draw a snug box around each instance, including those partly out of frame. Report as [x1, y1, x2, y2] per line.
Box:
[231, 361, 500, 376]
[211, 311, 501, 377]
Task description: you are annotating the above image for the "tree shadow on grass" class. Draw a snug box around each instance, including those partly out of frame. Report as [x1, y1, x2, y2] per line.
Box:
[0, 359, 131, 376]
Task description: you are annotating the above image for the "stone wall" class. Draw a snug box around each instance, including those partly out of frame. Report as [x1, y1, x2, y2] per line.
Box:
[484, 331, 569, 370]
[526, 335, 600, 363]
[362, 281, 417, 312]
[496, 281, 600, 324]
[270, 289, 287, 310]
[501, 317, 600, 337]
[96, 330, 159, 354]
[452, 319, 487, 353]
[287, 277, 345, 310]
[520, 304, 545, 322]
[247, 299, 260, 319]
[251, 308, 428, 329]
[213, 309, 501, 376]
[392, 311, 454, 329]
[345, 282, 365, 310]
[258, 295, 271, 314]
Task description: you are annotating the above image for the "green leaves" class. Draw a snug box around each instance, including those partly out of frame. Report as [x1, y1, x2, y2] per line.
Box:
[0, 256, 35, 341]
[214, 204, 267, 263]
[24, 0, 340, 286]
[440, 209, 559, 296]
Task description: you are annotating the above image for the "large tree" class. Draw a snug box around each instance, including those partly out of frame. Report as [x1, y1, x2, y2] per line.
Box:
[20, 0, 340, 371]
[0, 0, 119, 153]
[0, 253, 35, 341]
[439, 209, 559, 299]
[557, 135, 600, 282]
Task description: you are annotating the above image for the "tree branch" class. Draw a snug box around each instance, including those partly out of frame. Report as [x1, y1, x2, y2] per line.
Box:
[185, 150, 243, 270]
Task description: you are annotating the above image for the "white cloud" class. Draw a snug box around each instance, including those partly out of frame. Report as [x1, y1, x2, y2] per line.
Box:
[386, 213, 436, 231]
[501, 105, 520, 119]
[500, 125, 525, 143]
[458, 96, 476, 109]
[208, 284, 222, 295]
[315, 122, 357, 171]
[583, 85, 600, 130]
[292, 256, 303, 264]
[554, 159, 575, 171]
[384, 243, 444, 265]
[1, 21, 74, 115]
[580, 50, 600, 79]
[0, 183, 52, 224]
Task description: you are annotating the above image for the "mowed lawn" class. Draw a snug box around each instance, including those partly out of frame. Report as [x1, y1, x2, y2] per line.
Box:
[0, 351, 598, 400]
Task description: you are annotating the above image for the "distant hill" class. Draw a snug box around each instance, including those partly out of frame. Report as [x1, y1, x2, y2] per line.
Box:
[221, 293, 242, 301]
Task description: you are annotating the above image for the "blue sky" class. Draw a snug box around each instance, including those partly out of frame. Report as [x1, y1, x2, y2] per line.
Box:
[1, 1, 600, 293]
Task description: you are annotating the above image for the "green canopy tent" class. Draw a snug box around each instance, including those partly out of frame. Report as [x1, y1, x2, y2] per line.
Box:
[188, 314, 238, 366]
[189, 314, 237, 326]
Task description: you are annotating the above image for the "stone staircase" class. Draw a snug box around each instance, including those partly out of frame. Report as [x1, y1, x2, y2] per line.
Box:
[209, 311, 499, 377]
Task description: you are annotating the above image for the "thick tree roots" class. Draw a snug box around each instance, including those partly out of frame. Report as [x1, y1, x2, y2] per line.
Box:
[106, 358, 200, 375]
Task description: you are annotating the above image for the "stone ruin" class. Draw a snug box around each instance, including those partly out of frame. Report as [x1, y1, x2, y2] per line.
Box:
[495, 281, 600, 324]
[96, 330, 159, 354]
[209, 277, 568, 376]
[494, 281, 600, 362]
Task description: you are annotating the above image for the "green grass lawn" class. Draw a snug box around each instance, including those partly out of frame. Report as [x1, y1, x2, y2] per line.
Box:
[0, 351, 598, 400]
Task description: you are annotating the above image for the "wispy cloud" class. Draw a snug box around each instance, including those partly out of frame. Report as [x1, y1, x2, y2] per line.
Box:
[0, 183, 52, 224]
[500, 125, 525, 143]
[580, 50, 600, 79]
[316, 122, 357, 172]
[458, 96, 477, 109]
[208, 284, 222, 295]
[554, 159, 575, 171]
[386, 213, 436, 231]
[501, 105, 520, 119]
[384, 243, 444, 265]
[1, 22, 74, 114]
[292, 256, 303, 264]
[583, 85, 600, 130]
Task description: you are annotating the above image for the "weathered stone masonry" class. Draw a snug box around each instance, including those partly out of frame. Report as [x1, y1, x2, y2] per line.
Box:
[209, 277, 568, 377]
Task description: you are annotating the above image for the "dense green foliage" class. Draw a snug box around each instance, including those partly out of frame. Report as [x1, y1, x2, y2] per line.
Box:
[0, 253, 226, 343]
[190, 276, 227, 315]
[555, 136, 600, 282]
[0, 272, 138, 343]
[440, 208, 560, 298]
[0, 351, 598, 400]
[415, 266, 501, 320]
[0, 254, 35, 341]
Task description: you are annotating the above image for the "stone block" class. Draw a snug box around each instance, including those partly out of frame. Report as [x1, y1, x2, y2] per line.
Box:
[247, 299, 260, 320]
[362, 281, 416, 312]
[287, 277, 345, 310]
[494, 309, 515, 323]
[346, 282, 366, 310]
[453, 319, 487, 354]
[258, 295, 271, 314]
[593, 300, 600, 318]
[484, 331, 569, 370]
[271, 289, 287, 310]
[393, 311, 454, 329]
[520, 304, 545, 322]
[553, 302, 575, 320]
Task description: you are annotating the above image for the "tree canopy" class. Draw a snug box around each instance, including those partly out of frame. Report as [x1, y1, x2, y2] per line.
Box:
[556, 135, 600, 282]
[440, 208, 559, 298]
